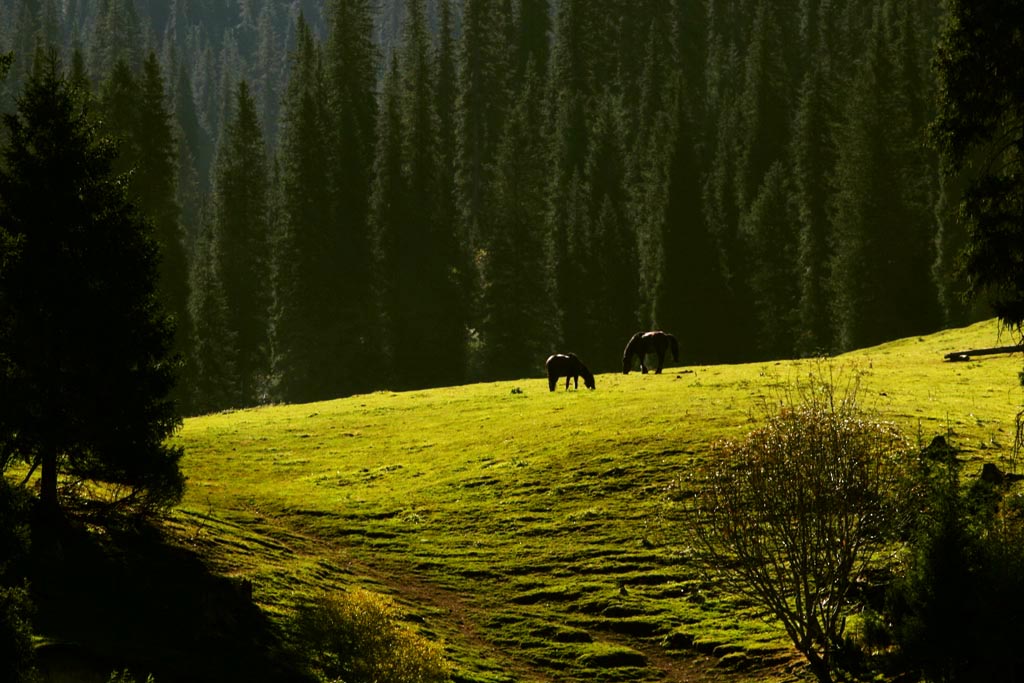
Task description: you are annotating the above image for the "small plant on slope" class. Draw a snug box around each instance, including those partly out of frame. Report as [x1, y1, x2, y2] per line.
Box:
[294, 588, 450, 683]
[685, 370, 914, 683]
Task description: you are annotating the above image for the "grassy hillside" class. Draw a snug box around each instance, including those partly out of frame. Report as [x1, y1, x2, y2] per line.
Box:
[171, 319, 1023, 682]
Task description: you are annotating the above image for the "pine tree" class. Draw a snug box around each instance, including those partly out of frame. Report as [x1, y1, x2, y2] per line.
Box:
[701, 92, 747, 361]
[0, 51, 183, 512]
[370, 54, 409, 387]
[933, 0, 1024, 329]
[932, 157, 986, 326]
[434, 0, 472, 363]
[829, 4, 939, 351]
[791, 63, 835, 355]
[211, 80, 271, 405]
[270, 14, 338, 402]
[136, 52, 191, 393]
[456, 0, 509, 251]
[67, 46, 90, 95]
[739, 161, 800, 358]
[99, 53, 193, 404]
[98, 58, 141, 178]
[434, 0, 458, 258]
[253, 2, 283, 151]
[397, 0, 465, 387]
[585, 92, 639, 368]
[322, 0, 379, 395]
[38, 0, 59, 51]
[650, 74, 732, 364]
[734, 0, 794, 213]
[516, 0, 551, 81]
[186, 207, 236, 413]
[174, 65, 214, 194]
[90, 0, 143, 78]
[548, 0, 598, 356]
[480, 63, 556, 379]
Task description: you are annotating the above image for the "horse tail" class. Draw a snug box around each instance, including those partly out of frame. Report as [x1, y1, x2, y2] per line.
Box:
[669, 334, 679, 361]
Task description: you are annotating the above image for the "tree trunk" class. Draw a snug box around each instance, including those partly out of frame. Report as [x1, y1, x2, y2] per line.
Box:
[39, 447, 59, 511]
[805, 651, 833, 683]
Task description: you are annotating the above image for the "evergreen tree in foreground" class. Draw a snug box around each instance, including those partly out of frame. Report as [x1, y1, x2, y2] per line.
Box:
[0, 52, 183, 513]
[933, 0, 1024, 330]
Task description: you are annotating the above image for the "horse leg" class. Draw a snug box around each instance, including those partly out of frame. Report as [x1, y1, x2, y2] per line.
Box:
[655, 351, 664, 374]
[564, 376, 570, 391]
[548, 374, 556, 392]
[641, 356, 648, 374]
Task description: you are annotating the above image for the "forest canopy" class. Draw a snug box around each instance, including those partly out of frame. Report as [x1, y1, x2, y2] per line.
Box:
[0, 0, 985, 413]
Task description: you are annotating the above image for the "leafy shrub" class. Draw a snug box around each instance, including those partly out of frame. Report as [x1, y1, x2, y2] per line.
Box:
[107, 669, 154, 683]
[295, 588, 450, 683]
[0, 583, 36, 683]
[0, 480, 31, 578]
[886, 455, 1024, 681]
[0, 480, 36, 683]
[687, 370, 914, 683]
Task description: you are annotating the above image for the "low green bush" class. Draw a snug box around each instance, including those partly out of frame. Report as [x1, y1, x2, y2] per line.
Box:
[0, 583, 36, 683]
[295, 588, 450, 683]
[887, 455, 1024, 681]
[0, 479, 36, 683]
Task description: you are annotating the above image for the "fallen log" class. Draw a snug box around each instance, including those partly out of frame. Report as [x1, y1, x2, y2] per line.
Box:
[944, 345, 1022, 362]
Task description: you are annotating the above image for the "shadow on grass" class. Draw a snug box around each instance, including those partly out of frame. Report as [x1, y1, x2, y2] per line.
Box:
[28, 510, 313, 683]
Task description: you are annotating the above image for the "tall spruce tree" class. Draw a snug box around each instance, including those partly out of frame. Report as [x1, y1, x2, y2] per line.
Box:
[739, 161, 800, 358]
[174, 65, 214, 194]
[434, 0, 460, 240]
[548, 0, 597, 356]
[99, 53, 192, 406]
[90, 0, 143, 78]
[187, 206, 236, 414]
[652, 74, 732, 364]
[253, 2, 283, 152]
[480, 62, 556, 379]
[98, 58, 141, 177]
[322, 0, 378, 396]
[516, 0, 551, 81]
[211, 80, 270, 405]
[396, 0, 465, 387]
[585, 92, 639, 368]
[829, 4, 939, 351]
[932, 0, 1024, 329]
[0, 52, 183, 512]
[136, 52, 191, 399]
[271, 14, 344, 403]
[791, 62, 835, 355]
[370, 54, 409, 387]
[456, 0, 508, 252]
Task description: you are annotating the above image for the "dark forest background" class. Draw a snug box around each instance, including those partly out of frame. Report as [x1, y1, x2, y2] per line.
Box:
[0, 0, 983, 413]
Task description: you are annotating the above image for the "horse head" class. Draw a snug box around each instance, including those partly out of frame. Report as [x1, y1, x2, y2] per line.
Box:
[622, 332, 643, 373]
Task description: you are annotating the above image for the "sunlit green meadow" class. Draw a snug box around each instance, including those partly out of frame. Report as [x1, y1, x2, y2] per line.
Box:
[171, 319, 1024, 682]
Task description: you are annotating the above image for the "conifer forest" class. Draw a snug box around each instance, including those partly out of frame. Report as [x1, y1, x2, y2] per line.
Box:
[0, 0, 977, 413]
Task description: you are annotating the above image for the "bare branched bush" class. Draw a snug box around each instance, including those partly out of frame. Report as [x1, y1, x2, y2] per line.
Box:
[687, 370, 914, 683]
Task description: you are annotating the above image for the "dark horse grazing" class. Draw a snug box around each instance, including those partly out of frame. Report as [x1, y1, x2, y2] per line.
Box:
[622, 331, 679, 374]
[546, 353, 596, 391]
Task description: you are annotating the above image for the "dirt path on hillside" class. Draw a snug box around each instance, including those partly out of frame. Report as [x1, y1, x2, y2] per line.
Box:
[180, 507, 805, 683]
